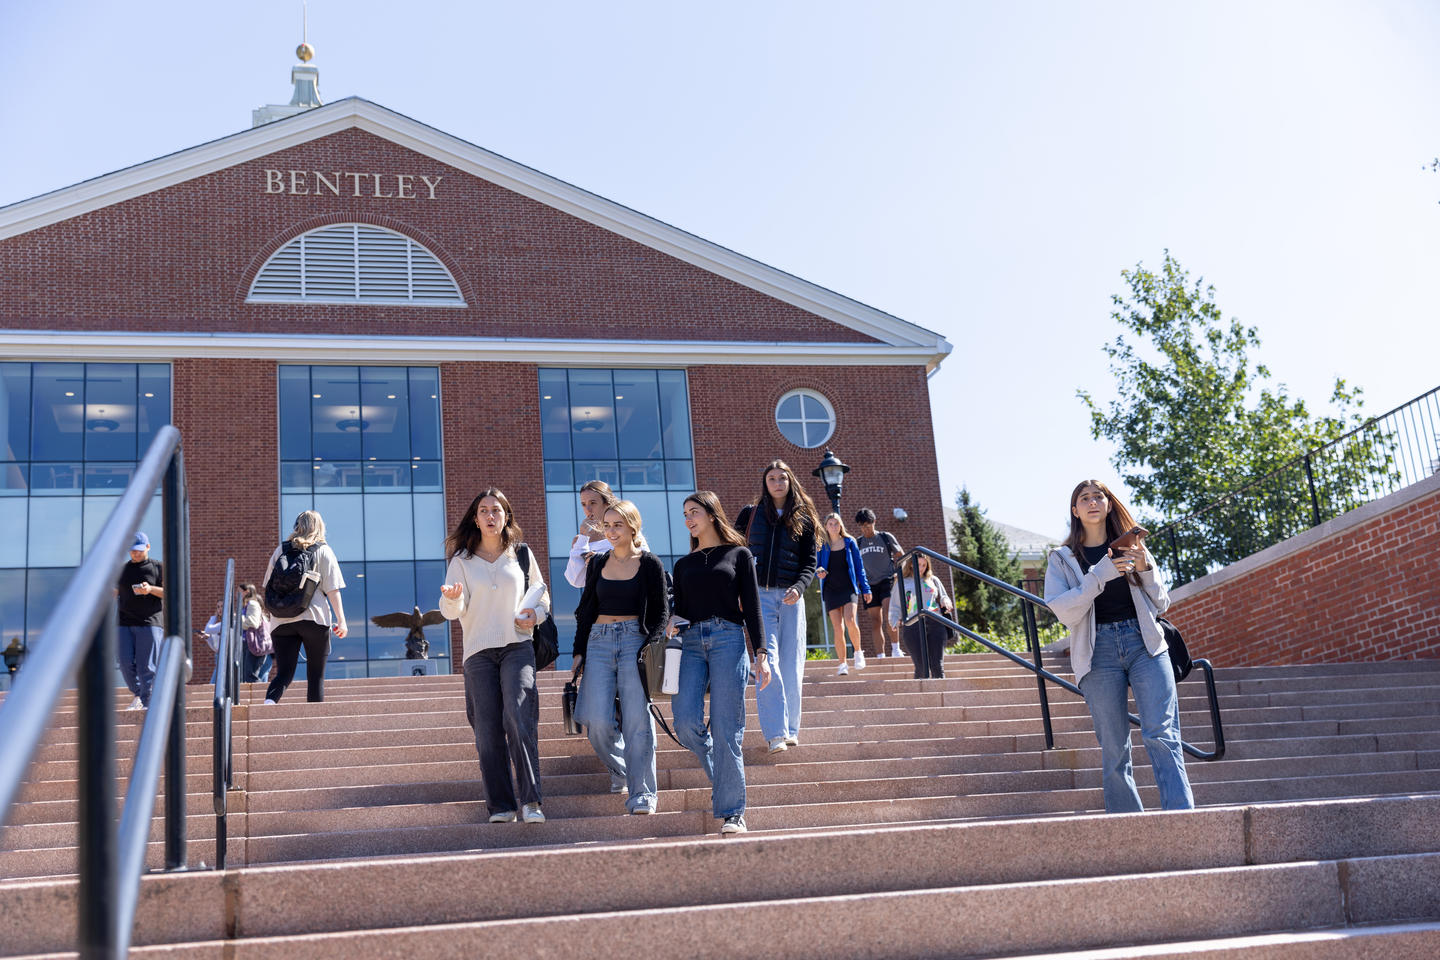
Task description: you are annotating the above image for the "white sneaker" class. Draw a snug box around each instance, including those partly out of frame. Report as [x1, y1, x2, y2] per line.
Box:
[488, 810, 517, 823]
[836, 661, 849, 676]
[126, 696, 143, 711]
[767, 738, 788, 754]
[874, 650, 885, 658]
[854, 651, 867, 670]
[521, 803, 546, 824]
[262, 698, 276, 705]
[784, 735, 799, 747]
[890, 643, 902, 658]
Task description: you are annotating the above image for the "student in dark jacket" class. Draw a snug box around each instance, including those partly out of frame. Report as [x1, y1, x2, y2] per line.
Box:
[671, 491, 771, 835]
[114, 531, 164, 710]
[733, 460, 819, 754]
[571, 500, 669, 814]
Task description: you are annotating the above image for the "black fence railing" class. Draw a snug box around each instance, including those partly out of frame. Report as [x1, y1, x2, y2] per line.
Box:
[901, 546, 1225, 762]
[0, 426, 191, 959]
[212, 559, 243, 870]
[1152, 385, 1440, 587]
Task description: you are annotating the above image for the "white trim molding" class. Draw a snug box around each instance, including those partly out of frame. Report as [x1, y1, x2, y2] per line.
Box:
[2, 330, 947, 371]
[0, 98, 952, 365]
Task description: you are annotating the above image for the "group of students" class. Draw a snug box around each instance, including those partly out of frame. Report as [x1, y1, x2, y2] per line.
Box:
[113, 467, 1194, 828]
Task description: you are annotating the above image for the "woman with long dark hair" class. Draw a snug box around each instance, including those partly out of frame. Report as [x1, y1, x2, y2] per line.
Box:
[671, 491, 770, 835]
[571, 500, 668, 814]
[439, 489, 549, 824]
[1043, 479, 1193, 813]
[734, 460, 819, 754]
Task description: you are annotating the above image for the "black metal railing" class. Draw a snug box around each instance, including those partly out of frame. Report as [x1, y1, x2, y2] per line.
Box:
[900, 545, 1225, 761]
[0, 426, 191, 959]
[1152, 384, 1440, 586]
[212, 559, 243, 870]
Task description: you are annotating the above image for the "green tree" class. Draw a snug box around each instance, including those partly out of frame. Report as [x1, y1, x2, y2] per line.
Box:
[1080, 251, 1388, 581]
[948, 487, 1023, 640]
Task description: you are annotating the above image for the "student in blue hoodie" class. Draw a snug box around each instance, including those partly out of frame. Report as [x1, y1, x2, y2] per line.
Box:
[816, 513, 871, 675]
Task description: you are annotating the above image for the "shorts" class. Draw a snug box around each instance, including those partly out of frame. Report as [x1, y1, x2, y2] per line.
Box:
[865, 577, 894, 609]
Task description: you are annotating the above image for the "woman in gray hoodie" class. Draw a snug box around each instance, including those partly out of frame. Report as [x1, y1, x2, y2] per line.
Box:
[1043, 480, 1193, 813]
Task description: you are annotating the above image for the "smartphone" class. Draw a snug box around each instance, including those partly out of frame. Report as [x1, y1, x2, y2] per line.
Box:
[1109, 526, 1149, 552]
[131, 583, 145, 594]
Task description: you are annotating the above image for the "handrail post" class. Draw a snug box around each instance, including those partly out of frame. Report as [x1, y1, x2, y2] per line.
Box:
[1303, 454, 1322, 528]
[162, 446, 189, 872]
[1022, 598, 1054, 750]
[77, 609, 119, 960]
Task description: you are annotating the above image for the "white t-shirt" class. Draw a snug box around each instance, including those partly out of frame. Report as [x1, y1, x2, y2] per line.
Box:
[565, 534, 612, 588]
[263, 542, 345, 628]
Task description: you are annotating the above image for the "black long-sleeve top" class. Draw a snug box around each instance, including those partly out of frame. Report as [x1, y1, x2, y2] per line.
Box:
[572, 551, 669, 663]
[734, 504, 818, 592]
[671, 544, 765, 656]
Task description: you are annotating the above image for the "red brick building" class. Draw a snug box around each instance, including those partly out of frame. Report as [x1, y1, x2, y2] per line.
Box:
[0, 97, 950, 679]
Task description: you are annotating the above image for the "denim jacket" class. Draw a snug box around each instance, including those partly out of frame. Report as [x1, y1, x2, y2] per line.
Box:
[817, 536, 871, 597]
[1043, 545, 1169, 685]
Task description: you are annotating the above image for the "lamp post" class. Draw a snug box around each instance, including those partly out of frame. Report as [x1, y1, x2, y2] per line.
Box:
[812, 449, 850, 514]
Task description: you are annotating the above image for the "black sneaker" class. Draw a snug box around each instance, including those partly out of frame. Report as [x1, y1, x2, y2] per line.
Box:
[720, 814, 747, 835]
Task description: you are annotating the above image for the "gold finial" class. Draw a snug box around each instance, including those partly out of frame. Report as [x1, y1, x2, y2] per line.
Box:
[296, 3, 313, 61]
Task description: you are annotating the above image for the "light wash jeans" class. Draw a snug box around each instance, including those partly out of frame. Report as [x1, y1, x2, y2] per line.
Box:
[1079, 618, 1195, 813]
[575, 620, 658, 813]
[753, 585, 803, 742]
[673, 617, 750, 819]
[116, 625, 160, 706]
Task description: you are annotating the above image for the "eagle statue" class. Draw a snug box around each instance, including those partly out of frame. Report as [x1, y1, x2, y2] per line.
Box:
[370, 606, 447, 659]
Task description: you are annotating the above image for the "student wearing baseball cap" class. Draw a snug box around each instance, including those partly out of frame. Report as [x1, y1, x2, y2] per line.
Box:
[114, 532, 164, 710]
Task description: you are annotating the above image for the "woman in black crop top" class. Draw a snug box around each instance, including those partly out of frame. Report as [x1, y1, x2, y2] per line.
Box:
[670, 491, 770, 836]
[572, 500, 669, 814]
[1043, 479, 1192, 814]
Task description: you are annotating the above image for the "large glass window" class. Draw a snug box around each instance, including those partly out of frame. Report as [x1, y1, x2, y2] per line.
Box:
[278, 366, 448, 678]
[0, 362, 170, 689]
[540, 369, 695, 668]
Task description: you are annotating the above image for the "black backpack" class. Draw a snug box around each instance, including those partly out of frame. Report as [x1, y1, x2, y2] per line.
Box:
[514, 543, 559, 671]
[264, 541, 322, 619]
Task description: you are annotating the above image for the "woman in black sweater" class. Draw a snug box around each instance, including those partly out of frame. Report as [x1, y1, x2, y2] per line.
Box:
[733, 460, 819, 753]
[571, 500, 669, 815]
[671, 491, 771, 836]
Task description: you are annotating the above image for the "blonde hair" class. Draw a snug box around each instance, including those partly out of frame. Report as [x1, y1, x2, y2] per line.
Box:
[605, 501, 646, 551]
[289, 510, 327, 549]
[822, 512, 851, 542]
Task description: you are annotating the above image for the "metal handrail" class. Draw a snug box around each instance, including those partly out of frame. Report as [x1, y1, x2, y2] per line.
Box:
[212, 559, 241, 869]
[0, 425, 191, 958]
[899, 545, 1225, 762]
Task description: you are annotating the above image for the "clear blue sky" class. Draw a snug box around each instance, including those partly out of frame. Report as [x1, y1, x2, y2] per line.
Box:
[4, 1, 1438, 540]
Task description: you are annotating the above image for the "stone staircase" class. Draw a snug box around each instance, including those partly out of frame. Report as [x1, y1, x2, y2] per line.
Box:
[3, 653, 1440, 957]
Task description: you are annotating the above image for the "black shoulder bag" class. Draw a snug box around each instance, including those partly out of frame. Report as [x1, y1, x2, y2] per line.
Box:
[514, 543, 559, 671]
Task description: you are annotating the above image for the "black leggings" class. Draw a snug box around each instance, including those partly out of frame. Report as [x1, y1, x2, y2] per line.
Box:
[266, 620, 330, 703]
[904, 619, 947, 679]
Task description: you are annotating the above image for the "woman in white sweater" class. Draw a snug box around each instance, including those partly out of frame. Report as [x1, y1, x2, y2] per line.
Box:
[440, 488, 550, 825]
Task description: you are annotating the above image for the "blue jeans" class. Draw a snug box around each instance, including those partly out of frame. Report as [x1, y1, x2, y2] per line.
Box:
[575, 620, 658, 812]
[673, 617, 750, 819]
[116, 625, 160, 706]
[1079, 618, 1195, 813]
[753, 585, 804, 742]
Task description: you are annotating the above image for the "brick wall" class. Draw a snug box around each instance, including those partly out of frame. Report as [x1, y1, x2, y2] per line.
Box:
[1164, 476, 1440, 666]
[0, 128, 873, 346]
[438, 361, 546, 661]
[173, 359, 279, 681]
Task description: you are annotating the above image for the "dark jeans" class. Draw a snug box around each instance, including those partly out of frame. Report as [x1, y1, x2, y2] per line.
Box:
[266, 620, 330, 703]
[463, 641, 542, 816]
[904, 619, 947, 679]
[242, 647, 272, 684]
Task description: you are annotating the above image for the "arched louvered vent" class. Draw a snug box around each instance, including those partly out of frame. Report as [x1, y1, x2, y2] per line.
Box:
[248, 224, 465, 305]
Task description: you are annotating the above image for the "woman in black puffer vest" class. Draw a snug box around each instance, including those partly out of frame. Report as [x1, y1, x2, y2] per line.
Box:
[734, 460, 820, 753]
